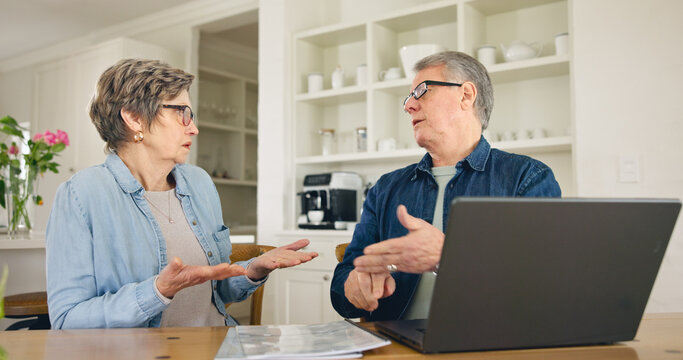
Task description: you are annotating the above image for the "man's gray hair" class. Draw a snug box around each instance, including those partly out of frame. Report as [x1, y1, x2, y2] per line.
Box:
[414, 51, 494, 130]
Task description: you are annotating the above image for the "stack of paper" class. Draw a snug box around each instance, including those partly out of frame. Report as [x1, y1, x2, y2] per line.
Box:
[214, 320, 390, 359]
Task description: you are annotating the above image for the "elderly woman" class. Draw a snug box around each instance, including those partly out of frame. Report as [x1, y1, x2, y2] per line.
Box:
[46, 59, 316, 329]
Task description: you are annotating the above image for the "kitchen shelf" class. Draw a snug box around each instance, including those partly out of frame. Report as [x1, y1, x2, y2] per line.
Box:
[467, 0, 565, 16]
[295, 86, 366, 105]
[296, 136, 571, 165]
[295, 23, 365, 47]
[211, 178, 257, 187]
[198, 65, 256, 84]
[0, 231, 46, 249]
[487, 54, 569, 83]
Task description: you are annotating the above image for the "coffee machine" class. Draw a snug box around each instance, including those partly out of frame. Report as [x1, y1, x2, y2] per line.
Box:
[298, 172, 363, 230]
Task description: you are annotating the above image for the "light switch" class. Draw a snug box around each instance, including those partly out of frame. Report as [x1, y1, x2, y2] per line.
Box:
[619, 154, 640, 183]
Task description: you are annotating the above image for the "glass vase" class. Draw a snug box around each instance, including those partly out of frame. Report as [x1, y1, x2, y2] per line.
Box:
[6, 165, 36, 238]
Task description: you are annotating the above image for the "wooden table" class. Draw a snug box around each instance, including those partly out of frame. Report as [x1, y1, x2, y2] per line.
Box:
[0, 314, 681, 359]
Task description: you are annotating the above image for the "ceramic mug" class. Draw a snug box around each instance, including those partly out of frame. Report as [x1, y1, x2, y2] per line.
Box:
[379, 67, 401, 81]
[515, 129, 530, 140]
[307, 210, 325, 224]
[331, 66, 344, 89]
[307, 72, 323, 92]
[531, 128, 547, 139]
[477, 45, 496, 66]
[356, 64, 367, 86]
[377, 137, 397, 151]
[555, 32, 569, 55]
[500, 130, 515, 141]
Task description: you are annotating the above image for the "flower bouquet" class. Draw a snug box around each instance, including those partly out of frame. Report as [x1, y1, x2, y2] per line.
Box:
[0, 115, 69, 235]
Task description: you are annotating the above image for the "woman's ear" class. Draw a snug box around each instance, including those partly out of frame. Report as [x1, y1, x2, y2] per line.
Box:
[460, 81, 478, 112]
[120, 108, 144, 133]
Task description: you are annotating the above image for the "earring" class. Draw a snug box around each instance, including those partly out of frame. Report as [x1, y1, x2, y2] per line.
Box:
[134, 132, 144, 143]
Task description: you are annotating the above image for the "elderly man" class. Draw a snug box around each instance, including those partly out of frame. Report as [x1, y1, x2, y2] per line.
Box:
[330, 51, 561, 321]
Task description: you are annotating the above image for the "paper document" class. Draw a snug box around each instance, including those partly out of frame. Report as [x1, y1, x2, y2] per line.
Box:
[214, 320, 389, 359]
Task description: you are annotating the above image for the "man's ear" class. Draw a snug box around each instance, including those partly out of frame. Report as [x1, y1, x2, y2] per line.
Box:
[120, 108, 144, 133]
[460, 81, 477, 112]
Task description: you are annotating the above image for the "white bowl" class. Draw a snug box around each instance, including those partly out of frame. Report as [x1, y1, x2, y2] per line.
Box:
[399, 44, 447, 79]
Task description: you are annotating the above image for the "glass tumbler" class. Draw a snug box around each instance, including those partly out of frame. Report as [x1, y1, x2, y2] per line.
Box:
[355, 127, 367, 152]
[318, 128, 336, 156]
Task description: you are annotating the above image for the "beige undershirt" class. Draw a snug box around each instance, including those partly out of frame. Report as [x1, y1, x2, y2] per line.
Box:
[146, 189, 226, 327]
[402, 165, 456, 320]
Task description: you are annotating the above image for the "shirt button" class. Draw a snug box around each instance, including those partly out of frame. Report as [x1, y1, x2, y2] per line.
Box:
[207, 251, 213, 257]
[192, 220, 197, 225]
[213, 284, 217, 290]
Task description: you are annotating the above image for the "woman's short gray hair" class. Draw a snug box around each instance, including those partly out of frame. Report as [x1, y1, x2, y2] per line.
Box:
[89, 58, 194, 152]
[414, 51, 494, 130]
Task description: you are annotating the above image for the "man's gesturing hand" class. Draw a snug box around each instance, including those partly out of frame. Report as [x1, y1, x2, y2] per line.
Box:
[353, 205, 444, 274]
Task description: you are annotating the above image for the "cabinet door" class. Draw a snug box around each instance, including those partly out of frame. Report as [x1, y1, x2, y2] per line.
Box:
[277, 268, 341, 324]
[33, 58, 79, 230]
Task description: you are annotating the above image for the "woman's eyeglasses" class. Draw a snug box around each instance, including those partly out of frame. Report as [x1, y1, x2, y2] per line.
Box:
[162, 104, 195, 126]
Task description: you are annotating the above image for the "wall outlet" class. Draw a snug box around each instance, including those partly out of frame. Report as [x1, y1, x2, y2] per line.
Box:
[619, 154, 640, 183]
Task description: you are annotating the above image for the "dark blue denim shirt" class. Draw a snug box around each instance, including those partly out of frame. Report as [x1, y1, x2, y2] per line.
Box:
[331, 137, 561, 320]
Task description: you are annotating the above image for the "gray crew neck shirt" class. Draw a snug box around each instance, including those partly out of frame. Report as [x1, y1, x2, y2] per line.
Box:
[402, 165, 456, 320]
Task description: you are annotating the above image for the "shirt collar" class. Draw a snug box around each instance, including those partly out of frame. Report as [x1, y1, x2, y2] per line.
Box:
[412, 136, 491, 180]
[465, 136, 491, 171]
[105, 153, 190, 196]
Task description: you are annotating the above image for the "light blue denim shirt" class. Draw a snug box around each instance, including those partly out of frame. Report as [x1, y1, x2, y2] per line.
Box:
[46, 154, 262, 329]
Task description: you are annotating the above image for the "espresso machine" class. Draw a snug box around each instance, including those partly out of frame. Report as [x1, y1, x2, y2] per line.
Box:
[298, 172, 363, 230]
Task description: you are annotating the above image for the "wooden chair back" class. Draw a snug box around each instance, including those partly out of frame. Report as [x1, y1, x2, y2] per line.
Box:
[228, 243, 275, 325]
[335, 242, 349, 263]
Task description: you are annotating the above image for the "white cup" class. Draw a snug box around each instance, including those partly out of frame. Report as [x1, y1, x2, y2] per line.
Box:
[515, 129, 530, 140]
[356, 64, 367, 86]
[515, 129, 529, 140]
[307, 73, 323, 93]
[307, 210, 325, 224]
[377, 137, 397, 151]
[331, 67, 344, 89]
[379, 67, 402, 81]
[531, 128, 547, 139]
[477, 45, 497, 66]
[555, 32, 569, 56]
[500, 130, 515, 142]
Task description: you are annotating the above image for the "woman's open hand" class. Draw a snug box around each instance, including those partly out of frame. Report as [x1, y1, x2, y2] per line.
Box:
[246, 239, 318, 280]
[157, 256, 246, 298]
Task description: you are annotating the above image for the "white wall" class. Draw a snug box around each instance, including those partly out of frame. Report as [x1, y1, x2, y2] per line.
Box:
[572, 0, 683, 312]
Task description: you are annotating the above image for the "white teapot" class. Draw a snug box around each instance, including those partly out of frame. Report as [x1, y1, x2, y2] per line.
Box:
[500, 40, 543, 62]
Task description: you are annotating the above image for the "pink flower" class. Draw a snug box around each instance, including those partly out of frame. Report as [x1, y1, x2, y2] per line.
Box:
[43, 130, 57, 146]
[8, 143, 19, 155]
[33, 133, 43, 142]
[56, 129, 70, 146]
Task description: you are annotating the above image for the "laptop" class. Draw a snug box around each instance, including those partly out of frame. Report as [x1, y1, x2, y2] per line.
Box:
[375, 197, 681, 353]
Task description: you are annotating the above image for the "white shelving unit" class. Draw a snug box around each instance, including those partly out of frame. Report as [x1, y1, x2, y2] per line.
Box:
[196, 62, 258, 235]
[274, 0, 572, 325]
[290, 0, 573, 226]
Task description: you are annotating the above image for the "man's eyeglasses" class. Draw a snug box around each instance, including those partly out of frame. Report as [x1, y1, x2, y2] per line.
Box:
[162, 104, 195, 126]
[403, 80, 463, 107]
